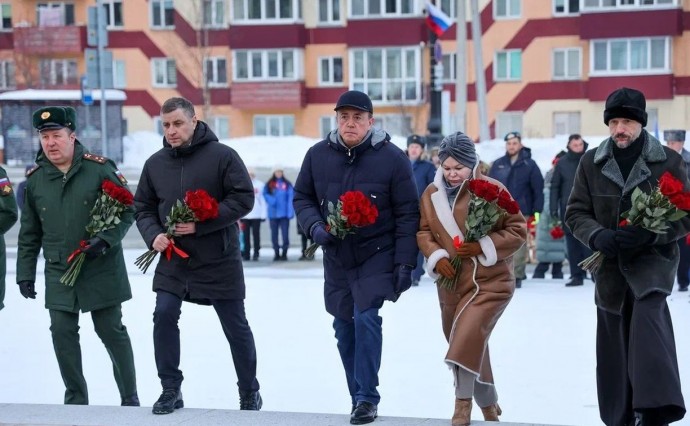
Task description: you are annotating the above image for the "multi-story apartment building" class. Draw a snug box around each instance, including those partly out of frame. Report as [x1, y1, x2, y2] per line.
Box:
[0, 0, 687, 144]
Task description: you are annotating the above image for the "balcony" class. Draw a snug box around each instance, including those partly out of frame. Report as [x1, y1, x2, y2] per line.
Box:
[231, 82, 306, 110]
[579, 7, 683, 39]
[13, 26, 85, 55]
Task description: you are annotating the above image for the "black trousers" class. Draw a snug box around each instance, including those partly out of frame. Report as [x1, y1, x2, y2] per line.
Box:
[565, 230, 592, 279]
[676, 240, 690, 288]
[241, 219, 262, 257]
[153, 290, 260, 393]
[596, 290, 685, 426]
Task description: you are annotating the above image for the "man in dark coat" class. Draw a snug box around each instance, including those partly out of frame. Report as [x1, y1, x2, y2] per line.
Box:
[488, 132, 544, 287]
[17, 106, 138, 406]
[664, 129, 690, 292]
[135, 97, 261, 414]
[0, 165, 17, 311]
[550, 134, 592, 287]
[293, 90, 419, 425]
[407, 134, 436, 286]
[566, 87, 688, 426]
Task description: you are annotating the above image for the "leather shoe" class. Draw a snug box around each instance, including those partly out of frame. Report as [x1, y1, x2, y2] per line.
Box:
[679, 284, 689, 292]
[152, 388, 183, 414]
[350, 401, 377, 425]
[239, 390, 262, 410]
[565, 277, 584, 287]
[121, 393, 140, 406]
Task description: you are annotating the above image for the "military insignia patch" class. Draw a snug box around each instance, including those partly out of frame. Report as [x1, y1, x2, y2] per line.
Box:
[0, 177, 12, 196]
[114, 170, 128, 185]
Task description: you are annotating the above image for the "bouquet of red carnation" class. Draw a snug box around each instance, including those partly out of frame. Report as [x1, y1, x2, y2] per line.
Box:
[437, 179, 520, 290]
[60, 180, 134, 286]
[135, 189, 219, 273]
[304, 190, 378, 258]
[580, 172, 690, 273]
[549, 219, 565, 239]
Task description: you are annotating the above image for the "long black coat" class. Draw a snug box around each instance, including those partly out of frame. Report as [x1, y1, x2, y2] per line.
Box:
[565, 131, 690, 313]
[134, 121, 254, 303]
[550, 142, 587, 223]
[293, 129, 419, 320]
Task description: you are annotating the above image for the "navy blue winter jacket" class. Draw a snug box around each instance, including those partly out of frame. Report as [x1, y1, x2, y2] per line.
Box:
[488, 147, 544, 217]
[411, 159, 436, 198]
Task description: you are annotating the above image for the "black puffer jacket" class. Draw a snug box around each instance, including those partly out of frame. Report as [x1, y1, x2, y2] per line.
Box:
[134, 121, 254, 303]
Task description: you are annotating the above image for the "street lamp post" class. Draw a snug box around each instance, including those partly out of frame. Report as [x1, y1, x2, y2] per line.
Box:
[426, 30, 443, 149]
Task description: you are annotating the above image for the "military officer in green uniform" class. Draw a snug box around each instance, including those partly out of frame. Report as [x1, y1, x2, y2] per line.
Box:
[16, 106, 139, 406]
[0, 166, 18, 311]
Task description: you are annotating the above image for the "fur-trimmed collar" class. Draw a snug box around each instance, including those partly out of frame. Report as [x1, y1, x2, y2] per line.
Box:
[593, 130, 666, 164]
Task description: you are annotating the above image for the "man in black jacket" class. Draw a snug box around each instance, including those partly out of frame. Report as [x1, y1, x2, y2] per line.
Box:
[135, 97, 261, 414]
[566, 87, 688, 426]
[550, 134, 592, 287]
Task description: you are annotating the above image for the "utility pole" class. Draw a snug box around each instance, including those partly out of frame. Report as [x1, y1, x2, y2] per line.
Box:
[427, 30, 443, 148]
[96, 0, 107, 157]
[455, 0, 467, 133]
[470, 0, 490, 142]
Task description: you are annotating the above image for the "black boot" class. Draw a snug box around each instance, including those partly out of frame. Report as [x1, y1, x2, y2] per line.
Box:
[121, 393, 140, 406]
[351, 401, 377, 425]
[152, 388, 183, 414]
[552, 263, 564, 279]
[679, 283, 689, 292]
[532, 262, 548, 279]
[273, 249, 280, 261]
[280, 248, 288, 261]
[252, 251, 259, 261]
[565, 276, 584, 287]
[241, 251, 250, 261]
[239, 390, 263, 410]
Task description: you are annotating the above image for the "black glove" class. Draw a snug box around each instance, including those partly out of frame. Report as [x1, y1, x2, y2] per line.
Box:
[615, 225, 655, 249]
[80, 237, 108, 259]
[312, 224, 337, 247]
[18, 281, 36, 299]
[393, 264, 413, 295]
[592, 229, 618, 258]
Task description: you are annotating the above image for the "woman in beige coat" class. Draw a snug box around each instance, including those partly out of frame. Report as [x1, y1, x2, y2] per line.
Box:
[417, 133, 526, 426]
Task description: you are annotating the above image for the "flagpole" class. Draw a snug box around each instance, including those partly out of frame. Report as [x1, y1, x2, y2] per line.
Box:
[470, 0, 490, 142]
[455, 0, 467, 133]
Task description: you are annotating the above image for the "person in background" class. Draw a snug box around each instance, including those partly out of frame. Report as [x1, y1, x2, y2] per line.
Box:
[241, 169, 267, 261]
[0, 165, 18, 311]
[664, 129, 690, 292]
[566, 87, 687, 426]
[550, 134, 592, 287]
[135, 97, 261, 414]
[533, 151, 566, 280]
[263, 168, 294, 261]
[297, 222, 314, 261]
[17, 106, 138, 406]
[488, 131, 544, 288]
[429, 146, 441, 169]
[16, 164, 34, 212]
[407, 134, 436, 286]
[293, 90, 419, 425]
[417, 132, 526, 426]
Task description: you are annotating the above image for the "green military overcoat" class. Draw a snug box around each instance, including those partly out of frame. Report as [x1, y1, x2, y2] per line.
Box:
[0, 166, 18, 310]
[17, 142, 134, 313]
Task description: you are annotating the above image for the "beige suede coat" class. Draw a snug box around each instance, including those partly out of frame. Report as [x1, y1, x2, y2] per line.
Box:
[417, 167, 526, 379]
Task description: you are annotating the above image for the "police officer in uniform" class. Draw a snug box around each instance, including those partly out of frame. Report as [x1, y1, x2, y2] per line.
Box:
[0, 165, 18, 311]
[16, 106, 139, 406]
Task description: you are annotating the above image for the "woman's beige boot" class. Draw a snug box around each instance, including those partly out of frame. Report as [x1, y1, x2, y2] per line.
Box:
[480, 403, 502, 421]
[451, 398, 472, 426]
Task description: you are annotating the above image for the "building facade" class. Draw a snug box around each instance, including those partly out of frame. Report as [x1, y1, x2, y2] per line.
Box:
[0, 0, 687, 142]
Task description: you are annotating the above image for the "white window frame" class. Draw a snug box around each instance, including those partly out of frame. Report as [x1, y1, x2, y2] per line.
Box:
[350, 47, 422, 105]
[40, 59, 77, 86]
[494, 49, 522, 82]
[553, 0, 580, 15]
[233, 49, 302, 81]
[232, 0, 302, 23]
[441, 53, 457, 83]
[439, 0, 457, 18]
[204, 56, 228, 87]
[553, 112, 581, 136]
[493, 0, 521, 19]
[203, 0, 226, 28]
[590, 37, 670, 76]
[552, 47, 581, 80]
[36, 2, 75, 26]
[318, 56, 344, 86]
[318, 0, 341, 24]
[0, 4, 12, 30]
[211, 116, 230, 139]
[150, 0, 174, 29]
[582, 0, 676, 10]
[349, 0, 417, 18]
[153, 117, 164, 135]
[103, 0, 123, 28]
[495, 112, 523, 140]
[0, 60, 15, 89]
[319, 115, 336, 138]
[374, 114, 412, 137]
[113, 59, 126, 88]
[151, 58, 177, 87]
[253, 115, 295, 136]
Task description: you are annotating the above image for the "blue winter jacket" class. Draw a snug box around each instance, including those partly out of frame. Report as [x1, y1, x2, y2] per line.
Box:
[293, 129, 420, 320]
[488, 147, 545, 217]
[412, 159, 436, 198]
[263, 178, 294, 219]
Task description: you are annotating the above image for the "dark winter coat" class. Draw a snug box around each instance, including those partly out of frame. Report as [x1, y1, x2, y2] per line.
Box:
[550, 143, 588, 223]
[536, 170, 566, 264]
[0, 166, 18, 311]
[135, 121, 254, 303]
[293, 129, 419, 320]
[565, 131, 690, 313]
[411, 159, 436, 198]
[17, 142, 133, 313]
[679, 148, 690, 181]
[488, 147, 544, 217]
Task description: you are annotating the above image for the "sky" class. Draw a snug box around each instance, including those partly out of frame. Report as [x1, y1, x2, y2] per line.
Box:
[1, 248, 690, 426]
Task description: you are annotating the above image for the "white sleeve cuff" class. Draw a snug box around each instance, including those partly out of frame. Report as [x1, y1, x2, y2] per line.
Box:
[426, 249, 451, 280]
[476, 235, 498, 267]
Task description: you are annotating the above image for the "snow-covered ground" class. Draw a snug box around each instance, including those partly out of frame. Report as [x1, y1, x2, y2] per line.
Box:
[2, 248, 690, 426]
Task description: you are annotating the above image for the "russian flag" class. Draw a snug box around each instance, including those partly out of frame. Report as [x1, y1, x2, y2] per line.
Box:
[425, 1, 453, 37]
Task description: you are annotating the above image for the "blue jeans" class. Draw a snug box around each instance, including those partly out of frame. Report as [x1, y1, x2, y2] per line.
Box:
[269, 218, 290, 250]
[333, 307, 383, 406]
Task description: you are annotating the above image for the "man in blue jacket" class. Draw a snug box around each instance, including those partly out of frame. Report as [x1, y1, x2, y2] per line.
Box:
[488, 132, 543, 287]
[294, 90, 419, 425]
